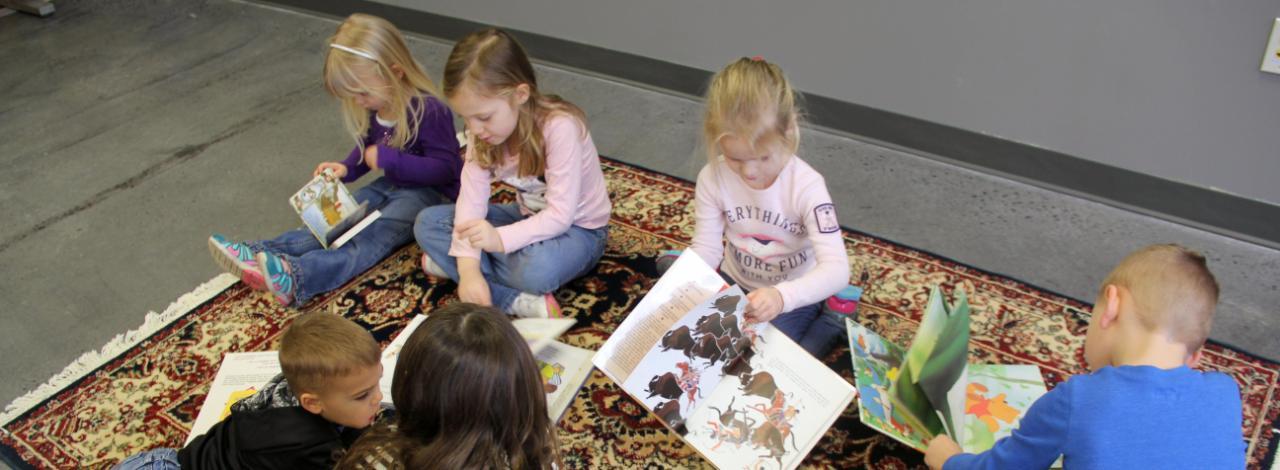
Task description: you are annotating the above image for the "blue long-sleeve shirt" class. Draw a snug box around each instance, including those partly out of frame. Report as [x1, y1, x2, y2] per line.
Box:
[945, 365, 1245, 470]
[339, 95, 461, 200]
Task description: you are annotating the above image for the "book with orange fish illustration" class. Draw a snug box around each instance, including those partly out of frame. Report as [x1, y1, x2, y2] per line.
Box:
[290, 171, 381, 249]
[845, 286, 1048, 454]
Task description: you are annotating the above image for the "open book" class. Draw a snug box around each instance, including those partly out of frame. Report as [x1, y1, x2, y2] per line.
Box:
[290, 171, 381, 249]
[846, 286, 1048, 454]
[188, 316, 588, 442]
[594, 251, 856, 470]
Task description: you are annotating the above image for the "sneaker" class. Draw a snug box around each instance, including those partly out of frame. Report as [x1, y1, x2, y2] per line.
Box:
[420, 253, 448, 278]
[256, 251, 296, 306]
[510, 292, 562, 319]
[208, 234, 264, 290]
[655, 249, 682, 275]
[824, 285, 864, 319]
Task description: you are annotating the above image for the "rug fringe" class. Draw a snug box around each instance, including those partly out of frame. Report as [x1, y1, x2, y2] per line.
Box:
[0, 274, 238, 427]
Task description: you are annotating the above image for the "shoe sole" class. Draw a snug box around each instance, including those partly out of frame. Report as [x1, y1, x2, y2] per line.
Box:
[420, 253, 449, 278]
[208, 237, 265, 290]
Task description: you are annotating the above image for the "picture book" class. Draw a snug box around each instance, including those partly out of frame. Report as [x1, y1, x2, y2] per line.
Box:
[594, 251, 856, 470]
[188, 315, 585, 442]
[290, 171, 380, 249]
[845, 285, 1048, 454]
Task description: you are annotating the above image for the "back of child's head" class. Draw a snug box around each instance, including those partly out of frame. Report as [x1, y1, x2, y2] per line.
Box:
[324, 13, 440, 150]
[1103, 244, 1220, 351]
[703, 57, 801, 161]
[442, 28, 586, 177]
[337, 303, 557, 470]
[279, 313, 381, 396]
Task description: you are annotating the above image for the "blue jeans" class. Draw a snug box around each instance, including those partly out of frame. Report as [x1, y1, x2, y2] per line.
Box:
[414, 203, 608, 313]
[114, 448, 180, 470]
[247, 177, 446, 306]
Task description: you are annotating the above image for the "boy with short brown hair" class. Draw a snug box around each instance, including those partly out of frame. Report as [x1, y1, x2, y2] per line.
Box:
[117, 313, 383, 470]
[926, 244, 1245, 469]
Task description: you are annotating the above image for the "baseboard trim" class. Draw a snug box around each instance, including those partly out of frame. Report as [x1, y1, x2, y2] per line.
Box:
[254, 0, 1280, 251]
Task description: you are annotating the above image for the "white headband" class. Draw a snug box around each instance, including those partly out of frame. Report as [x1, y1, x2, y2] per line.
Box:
[329, 44, 378, 62]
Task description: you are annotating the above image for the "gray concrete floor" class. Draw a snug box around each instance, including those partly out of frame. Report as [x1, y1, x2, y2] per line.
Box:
[1, 0, 1277, 415]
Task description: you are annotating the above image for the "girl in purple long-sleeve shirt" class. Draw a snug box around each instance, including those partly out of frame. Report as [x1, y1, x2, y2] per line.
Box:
[207, 14, 461, 307]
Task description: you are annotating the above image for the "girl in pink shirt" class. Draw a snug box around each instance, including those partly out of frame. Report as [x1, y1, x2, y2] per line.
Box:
[413, 29, 611, 318]
[686, 57, 851, 357]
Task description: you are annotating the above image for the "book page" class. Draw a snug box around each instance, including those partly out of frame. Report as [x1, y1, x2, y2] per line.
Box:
[684, 326, 856, 470]
[379, 315, 429, 403]
[331, 209, 381, 249]
[511, 318, 578, 354]
[186, 352, 281, 444]
[618, 286, 757, 434]
[594, 251, 725, 383]
[291, 174, 364, 248]
[534, 341, 596, 422]
[960, 364, 1047, 454]
[846, 320, 924, 450]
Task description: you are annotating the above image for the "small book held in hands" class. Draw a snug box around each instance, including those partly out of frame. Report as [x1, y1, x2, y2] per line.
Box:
[594, 251, 856, 470]
[290, 171, 380, 249]
[846, 286, 1049, 455]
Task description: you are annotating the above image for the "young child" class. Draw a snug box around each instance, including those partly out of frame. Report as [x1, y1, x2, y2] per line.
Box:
[208, 13, 462, 307]
[685, 57, 851, 357]
[336, 302, 559, 469]
[925, 244, 1246, 469]
[114, 313, 384, 470]
[414, 28, 611, 319]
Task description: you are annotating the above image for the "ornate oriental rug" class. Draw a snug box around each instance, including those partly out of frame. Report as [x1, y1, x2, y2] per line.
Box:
[2, 158, 1277, 469]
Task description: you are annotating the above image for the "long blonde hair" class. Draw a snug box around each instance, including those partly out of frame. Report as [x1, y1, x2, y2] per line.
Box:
[443, 28, 587, 178]
[324, 14, 440, 150]
[703, 57, 802, 160]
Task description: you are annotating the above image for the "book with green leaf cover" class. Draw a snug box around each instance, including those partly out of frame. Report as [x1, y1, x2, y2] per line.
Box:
[846, 286, 1048, 454]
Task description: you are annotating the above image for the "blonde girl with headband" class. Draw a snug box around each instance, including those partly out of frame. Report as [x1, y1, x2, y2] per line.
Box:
[413, 28, 611, 318]
[685, 57, 851, 357]
[207, 14, 462, 307]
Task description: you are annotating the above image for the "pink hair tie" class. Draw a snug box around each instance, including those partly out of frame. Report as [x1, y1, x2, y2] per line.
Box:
[751, 55, 765, 62]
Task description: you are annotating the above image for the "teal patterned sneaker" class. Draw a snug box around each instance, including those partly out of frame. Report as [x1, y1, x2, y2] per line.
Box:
[256, 251, 296, 307]
[208, 234, 264, 290]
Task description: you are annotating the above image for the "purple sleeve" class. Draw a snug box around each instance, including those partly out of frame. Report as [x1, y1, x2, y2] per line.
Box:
[376, 97, 462, 188]
[339, 145, 370, 183]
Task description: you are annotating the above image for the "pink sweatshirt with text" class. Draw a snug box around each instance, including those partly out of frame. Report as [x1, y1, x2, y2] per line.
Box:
[690, 156, 850, 312]
[449, 115, 612, 259]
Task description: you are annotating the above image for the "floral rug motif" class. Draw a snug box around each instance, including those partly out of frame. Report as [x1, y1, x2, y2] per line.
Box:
[2, 158, 1277, 469]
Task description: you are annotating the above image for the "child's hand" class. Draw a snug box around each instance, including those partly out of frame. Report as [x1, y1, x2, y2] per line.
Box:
[457, 272, 492, 306]
[745, 287, 784, 323]
[455, 220, 505, 253]
[925, 435, 962, 470]
[314, 162, 348, 180]
[363, 145, 380, 170]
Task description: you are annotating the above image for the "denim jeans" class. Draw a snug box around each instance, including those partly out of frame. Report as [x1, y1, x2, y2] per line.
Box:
[414, 203, 608, 313]
[246, 177, 445, 306]
[114, 448, 180, 470]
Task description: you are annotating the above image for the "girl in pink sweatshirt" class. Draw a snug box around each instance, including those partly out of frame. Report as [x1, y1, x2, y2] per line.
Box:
[688, 57, 851, 357]
[413, 28, 611, 318]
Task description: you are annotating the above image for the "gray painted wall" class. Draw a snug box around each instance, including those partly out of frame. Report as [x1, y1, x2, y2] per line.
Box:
[378, 0, 1280, 205]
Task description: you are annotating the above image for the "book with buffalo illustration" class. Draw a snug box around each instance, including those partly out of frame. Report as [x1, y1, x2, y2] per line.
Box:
[846, 285, 1049, 454]
[594, 251, 856, 470]
[290, 171, 381, 249]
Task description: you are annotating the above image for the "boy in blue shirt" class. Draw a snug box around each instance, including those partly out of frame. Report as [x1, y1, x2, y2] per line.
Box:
[926, 244, 1245, 469]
